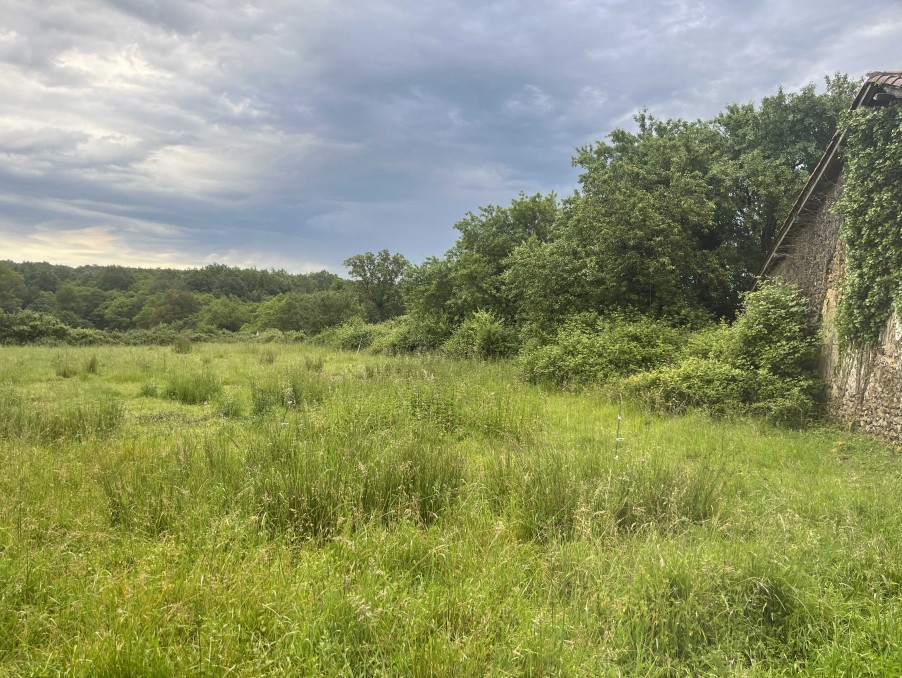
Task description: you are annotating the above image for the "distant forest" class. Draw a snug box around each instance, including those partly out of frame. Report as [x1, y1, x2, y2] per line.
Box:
[1, 74, 860, 346]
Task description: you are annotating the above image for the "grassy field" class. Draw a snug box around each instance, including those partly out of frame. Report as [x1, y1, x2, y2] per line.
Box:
[1, 342, 900, 676]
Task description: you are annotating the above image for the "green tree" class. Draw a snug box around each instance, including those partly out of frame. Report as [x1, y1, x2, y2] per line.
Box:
[255, 290, 362, 334]
[717, 73, 858, 253]
[135, 289, 201, 328]
[95, 293, 146, 330]
[402, 193, 558, 339]
[201, 296, 254, 332]
[343, 250, 410, 322]
[0, 262, 26, 312]
[95, 265, 136, 292]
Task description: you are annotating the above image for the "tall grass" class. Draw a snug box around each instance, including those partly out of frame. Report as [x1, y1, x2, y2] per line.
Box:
[1, 343, 901, 675]
[163, 370, 221, 404]
[0, 391, 124, 442]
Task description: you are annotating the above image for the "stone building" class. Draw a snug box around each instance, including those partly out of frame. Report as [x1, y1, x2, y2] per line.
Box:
[758, 71, 902, 441]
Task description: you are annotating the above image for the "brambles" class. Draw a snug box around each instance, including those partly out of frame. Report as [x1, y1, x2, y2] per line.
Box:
[624, 282, 823, 426]
[519, 314, 684, 387]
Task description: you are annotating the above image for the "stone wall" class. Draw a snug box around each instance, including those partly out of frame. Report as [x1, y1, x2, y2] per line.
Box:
[769, 178, 843, 314]
[825, 311, 902, 441]
[768, 173, 902, 443]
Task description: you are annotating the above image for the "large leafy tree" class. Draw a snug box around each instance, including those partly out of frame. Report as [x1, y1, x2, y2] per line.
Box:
[716, 73, 858, 253]
[343, 250, 410, 322]
[0, 262, 26, 312]
[135, 289, 201, 328]
[503, 76, 859, 330]
[403, 192, 559, 341]
[255, 290, 362, 334]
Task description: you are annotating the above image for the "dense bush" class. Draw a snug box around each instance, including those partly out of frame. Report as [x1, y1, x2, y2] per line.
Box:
[0, 310, 71, 344]
[625, 357, 746, 415]
[625, 281, 824, 426]
[313, 319, 387, 352]
[442, 310, 518, 360]
[519, 314, 684, 387]
[0, 310, 107, 345]
[369, 316, 433, 354]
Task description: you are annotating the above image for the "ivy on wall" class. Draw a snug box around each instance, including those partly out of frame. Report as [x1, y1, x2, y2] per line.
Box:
[836, 99, 902, 347]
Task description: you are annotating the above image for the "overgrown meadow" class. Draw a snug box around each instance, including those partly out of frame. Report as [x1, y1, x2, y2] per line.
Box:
[1, 343, 900, 676]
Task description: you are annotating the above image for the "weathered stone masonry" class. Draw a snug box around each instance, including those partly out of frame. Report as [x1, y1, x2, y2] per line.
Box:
[760, 71, 902, 442]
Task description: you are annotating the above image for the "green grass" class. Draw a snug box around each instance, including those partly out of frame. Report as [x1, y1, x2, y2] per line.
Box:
[0, 343, 900, 675]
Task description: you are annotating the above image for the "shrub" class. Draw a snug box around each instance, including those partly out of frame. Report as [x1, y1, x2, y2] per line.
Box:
[519, 314, 683, 387]
[727, 281, 820, 376]
[0, 310, 70, 344]
[369, 315, 428, 355]
[624, 357, 745, 414]
[443, 310, 518, 360]
[314, 319, 385, 352]
[172, 336, 193, 354]
[625, 282, 824, 426]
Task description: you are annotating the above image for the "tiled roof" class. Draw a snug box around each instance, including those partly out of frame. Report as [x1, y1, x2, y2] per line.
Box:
[868, 71, 902, 89]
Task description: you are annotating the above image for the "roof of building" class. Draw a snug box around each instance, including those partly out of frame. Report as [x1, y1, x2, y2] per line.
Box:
[868, 71, 902, 88]
[757, 71, 901, 280]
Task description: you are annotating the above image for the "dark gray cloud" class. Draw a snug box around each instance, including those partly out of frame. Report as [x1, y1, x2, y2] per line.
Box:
[0, 0, 898, 271]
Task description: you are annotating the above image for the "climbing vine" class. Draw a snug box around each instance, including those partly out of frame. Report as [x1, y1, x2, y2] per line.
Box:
[836, 99, 902, 347]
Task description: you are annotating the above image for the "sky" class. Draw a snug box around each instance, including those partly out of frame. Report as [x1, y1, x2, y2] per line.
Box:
[0, 1, 899, 274]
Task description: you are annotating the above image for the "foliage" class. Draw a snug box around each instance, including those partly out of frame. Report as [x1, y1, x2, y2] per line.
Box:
[442, 310, 519, 360]
[255, 289, 362, 335]
[343, 250, 410, 322]
[200, 295, 254, 332]
[171, 336, 193, 354]
[1, 260, 340, 335]
[368, 315, 433, 354]
[715, 73, 858, 252]
[727, 279, 821, 377]
[0, 310, 107, 345]
[404, 76, 856, 338]
[313, 319, 387, 352]
[625, 357, 746, 415]
[519, 314, 684, 387]
[0, 261, 26, 312]
[0, 310, 66, 344]
[402, 193, 558, 333]
[625, 282, 823, 426]
[135, 289, 202, 328]
[836, 101, 902, 346]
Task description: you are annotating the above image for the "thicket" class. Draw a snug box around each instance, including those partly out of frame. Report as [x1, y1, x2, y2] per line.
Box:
[624, 281, 823, 426]
[836, 100, 902, 346]
[519, 314, 685, 387]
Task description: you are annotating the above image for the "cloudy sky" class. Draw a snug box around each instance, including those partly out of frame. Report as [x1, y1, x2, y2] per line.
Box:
[0, 1, 898, 273]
